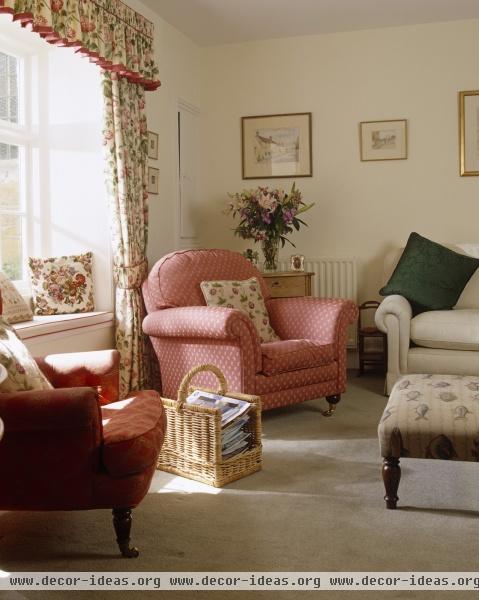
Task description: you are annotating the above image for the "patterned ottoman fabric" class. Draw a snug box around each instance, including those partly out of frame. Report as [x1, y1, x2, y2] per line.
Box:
[378, 374, 479, 461]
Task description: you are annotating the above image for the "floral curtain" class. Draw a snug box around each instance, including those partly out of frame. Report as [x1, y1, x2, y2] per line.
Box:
[102, 71, 151, 397]
[0, 0, 160, 90]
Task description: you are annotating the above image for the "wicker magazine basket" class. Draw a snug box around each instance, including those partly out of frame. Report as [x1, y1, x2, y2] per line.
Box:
[157, 364, 262, 487]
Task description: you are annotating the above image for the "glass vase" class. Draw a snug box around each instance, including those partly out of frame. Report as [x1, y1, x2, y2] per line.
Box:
[261, 238, 280, 272]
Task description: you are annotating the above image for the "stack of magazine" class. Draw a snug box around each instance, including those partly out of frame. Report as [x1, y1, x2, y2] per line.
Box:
[186, 390, 252, 458]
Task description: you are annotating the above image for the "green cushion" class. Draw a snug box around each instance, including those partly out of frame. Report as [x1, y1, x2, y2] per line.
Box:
[380, 232, 479, 310]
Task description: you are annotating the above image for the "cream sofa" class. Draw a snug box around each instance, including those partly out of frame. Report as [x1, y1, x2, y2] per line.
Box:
[375, 244, 479, 394]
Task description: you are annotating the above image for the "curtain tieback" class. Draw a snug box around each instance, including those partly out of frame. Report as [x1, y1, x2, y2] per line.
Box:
[113, 260, 148, 290]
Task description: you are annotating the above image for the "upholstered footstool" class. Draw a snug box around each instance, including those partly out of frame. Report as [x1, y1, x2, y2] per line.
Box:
[378, 374, 479, 509]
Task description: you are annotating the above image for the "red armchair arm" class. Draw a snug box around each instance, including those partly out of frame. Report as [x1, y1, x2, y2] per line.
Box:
[36, 349, 120, 404]
[0, 388, 103, 510]
[267, 297, 359, 348]
[143, 306, 262, 370]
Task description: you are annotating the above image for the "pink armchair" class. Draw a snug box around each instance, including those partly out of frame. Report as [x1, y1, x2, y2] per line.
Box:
[0, 350, 166, 557]
[143, 249, 358, 414]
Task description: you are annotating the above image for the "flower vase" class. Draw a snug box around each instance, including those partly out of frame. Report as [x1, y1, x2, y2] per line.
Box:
[261, 238, 280, 272]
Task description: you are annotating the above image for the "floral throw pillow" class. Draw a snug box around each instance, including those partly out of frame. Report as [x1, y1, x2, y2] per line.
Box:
[200, 277, 279, 343]
[0, 271, 33, 324]
[29, 252, 95, 316]
[0, 317, 53, 392]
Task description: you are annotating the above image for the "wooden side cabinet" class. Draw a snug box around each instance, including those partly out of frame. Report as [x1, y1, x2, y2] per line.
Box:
[262, 271, 314, 298]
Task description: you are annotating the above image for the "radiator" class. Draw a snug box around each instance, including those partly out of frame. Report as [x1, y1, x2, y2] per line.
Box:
[277, 257, 358, 347]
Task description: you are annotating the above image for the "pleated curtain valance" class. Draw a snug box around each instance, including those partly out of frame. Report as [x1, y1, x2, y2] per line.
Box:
[0, 0, 160, 90]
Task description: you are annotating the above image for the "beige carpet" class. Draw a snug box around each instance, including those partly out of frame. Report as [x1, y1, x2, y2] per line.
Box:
[1, 373, 478, 600]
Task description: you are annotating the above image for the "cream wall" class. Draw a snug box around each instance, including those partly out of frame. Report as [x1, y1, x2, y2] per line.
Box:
[127, 0, 203, 267]
[199, 19, 479, 302]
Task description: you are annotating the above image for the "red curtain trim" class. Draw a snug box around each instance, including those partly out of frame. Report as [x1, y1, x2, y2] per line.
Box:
[0, 7, 160, 91]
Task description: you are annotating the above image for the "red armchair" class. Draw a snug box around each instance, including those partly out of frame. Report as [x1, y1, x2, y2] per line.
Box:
[0, 349, 166, 557]
[142, 249, 358, 414]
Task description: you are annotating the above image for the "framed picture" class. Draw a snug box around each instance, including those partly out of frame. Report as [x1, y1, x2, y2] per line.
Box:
[147, 167, 159, 194]
[290, 254, 305, 272]
[359, 119, 407, 161]
[241, 112, 312, 179]
[459, 90, 479, 176]
[147, 131, 158, 160]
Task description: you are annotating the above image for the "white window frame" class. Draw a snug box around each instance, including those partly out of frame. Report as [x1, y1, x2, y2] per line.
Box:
[0, 35, 34, 295]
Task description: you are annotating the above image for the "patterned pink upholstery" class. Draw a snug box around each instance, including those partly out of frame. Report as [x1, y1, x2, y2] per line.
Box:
[261, 340, 335, 376]
[142, 249, 358, 410]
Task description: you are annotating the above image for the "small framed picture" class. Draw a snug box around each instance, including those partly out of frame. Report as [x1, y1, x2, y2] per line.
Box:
[147, 167, 159, 194]
[148, 131, 159, 160]
[290, 254, 305, 271]
[459, 90, 479, 176]
[359, 119, 407, 161]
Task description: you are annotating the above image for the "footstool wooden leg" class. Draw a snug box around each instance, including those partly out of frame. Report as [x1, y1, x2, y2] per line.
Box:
[382, 457, 400, 509]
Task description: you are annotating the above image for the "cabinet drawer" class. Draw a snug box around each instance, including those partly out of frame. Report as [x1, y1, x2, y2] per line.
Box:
[267, 276, 306, 298]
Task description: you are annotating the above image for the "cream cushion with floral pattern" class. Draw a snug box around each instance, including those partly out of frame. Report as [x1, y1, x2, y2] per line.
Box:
[0, 318, 52, 392]
[200, 277, 279, 343]
[29, 252, 95, 316]
[0, 271, 33, 324]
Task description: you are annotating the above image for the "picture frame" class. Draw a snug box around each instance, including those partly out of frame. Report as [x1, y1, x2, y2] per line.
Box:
[359, 119, 407, 161]
[147, 131, 159, 160]
[459, 90, 479, 176]
[147, 167, 159, 195]
[241, 112, 312, 179]
[290, 254, 305, 272]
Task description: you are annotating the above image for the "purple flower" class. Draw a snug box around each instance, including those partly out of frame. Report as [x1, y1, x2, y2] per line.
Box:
[262, 211, 272, 224]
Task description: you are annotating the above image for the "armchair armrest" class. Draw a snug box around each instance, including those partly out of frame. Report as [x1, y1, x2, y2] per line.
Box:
[0, 387, 103, 510]
[267, 297, 358, 347]
[36, 349, 120, 404]
[375, 295, 412, 391]
[143, 306, 262, 370]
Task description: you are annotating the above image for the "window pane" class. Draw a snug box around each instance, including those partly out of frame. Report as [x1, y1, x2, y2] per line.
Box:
[0, 213, 23, 280]
[0, 143, 20, 210]
[0, 51, 19, 124]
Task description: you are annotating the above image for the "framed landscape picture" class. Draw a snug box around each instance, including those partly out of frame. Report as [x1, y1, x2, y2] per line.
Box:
[359, 119, 407, 161]
[459, 90, 479, 176]
[241, 112, 312, 179]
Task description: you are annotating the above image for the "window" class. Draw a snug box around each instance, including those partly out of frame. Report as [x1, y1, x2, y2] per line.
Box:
[0, 49, 28, 283]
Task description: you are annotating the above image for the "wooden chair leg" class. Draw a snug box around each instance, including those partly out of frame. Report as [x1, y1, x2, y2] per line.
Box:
[112, 508, 139, 558]
[382, 457, 401, 509]
[322, 394, 341, 417]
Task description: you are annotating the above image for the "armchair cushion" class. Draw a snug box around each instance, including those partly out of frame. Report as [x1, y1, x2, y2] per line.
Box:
[201, 277, 278, 343]
[101, 390, 166, 477]
[380, 232, 479, 311]
[261, 339, 335, 376]
[0, 318, 53, 392]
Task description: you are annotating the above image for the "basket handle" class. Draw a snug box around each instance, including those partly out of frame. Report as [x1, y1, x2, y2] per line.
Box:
[177, 364, 228, 411]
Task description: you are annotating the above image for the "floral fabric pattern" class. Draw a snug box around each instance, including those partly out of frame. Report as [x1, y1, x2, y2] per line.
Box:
[29, 252, 94, 316]
[0, 0, 160, 90]
[200, 277, 279, 343]
[102, 71, 150, 398]
[0, 317, 53, 392]
[0, 271, 33, 324]
[379, 374, 479, 462]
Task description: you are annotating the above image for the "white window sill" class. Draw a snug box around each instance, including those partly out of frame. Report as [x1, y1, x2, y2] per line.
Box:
[13, 311, 114, 341]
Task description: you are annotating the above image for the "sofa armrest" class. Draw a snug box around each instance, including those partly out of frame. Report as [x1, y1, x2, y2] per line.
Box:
[35, 349, 120, 404]
[375, 295, 412, 391]
[267, 297, 358, 348]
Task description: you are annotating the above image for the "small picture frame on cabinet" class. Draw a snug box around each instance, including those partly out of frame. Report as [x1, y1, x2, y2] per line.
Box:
[290, 254, 305, 271]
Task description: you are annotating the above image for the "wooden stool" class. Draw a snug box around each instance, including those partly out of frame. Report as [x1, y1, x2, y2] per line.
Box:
[357, 300, 387, 375]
